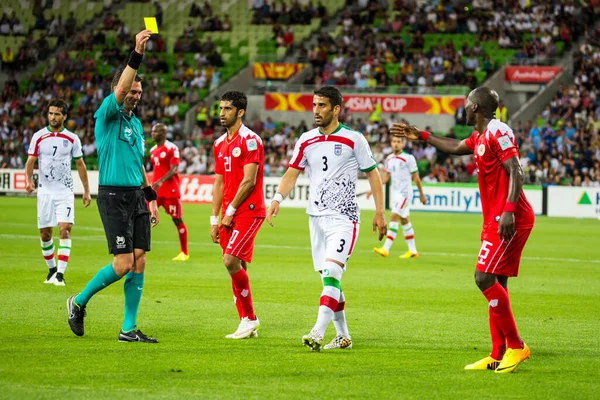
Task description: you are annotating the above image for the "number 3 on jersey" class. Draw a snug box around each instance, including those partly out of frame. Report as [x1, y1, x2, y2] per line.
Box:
[322, 156, 328, 171]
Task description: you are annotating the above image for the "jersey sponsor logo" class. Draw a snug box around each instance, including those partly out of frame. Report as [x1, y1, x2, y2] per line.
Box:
[334, 144, 342, 156]
[246, 138, 257, 151]
[218, 152, 223, 158]
[498, 135, 514, 151]
[232, 147, 241, 157]
[477, 144, 486, 156]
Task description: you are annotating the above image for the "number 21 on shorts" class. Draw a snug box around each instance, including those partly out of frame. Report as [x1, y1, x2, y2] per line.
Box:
[227, 229, 240, 249]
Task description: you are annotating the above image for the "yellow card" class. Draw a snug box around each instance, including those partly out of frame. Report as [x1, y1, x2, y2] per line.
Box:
[144, 17, 159, 34]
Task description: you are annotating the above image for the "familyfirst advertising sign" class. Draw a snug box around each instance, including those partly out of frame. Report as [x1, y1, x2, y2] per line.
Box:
[1, 170, 545, 216]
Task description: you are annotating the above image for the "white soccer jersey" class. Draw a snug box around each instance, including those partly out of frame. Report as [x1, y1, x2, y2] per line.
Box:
[289, 124, 377, 222]
[28, 127, 83, 195]
[385, 152, 418, 197]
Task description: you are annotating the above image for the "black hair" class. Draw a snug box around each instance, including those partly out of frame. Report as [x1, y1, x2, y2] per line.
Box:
[220, 91, 247, 112]
[314, 86, 343, 108]
[48, 99, 69, 115]
[111, 69, 144, 91]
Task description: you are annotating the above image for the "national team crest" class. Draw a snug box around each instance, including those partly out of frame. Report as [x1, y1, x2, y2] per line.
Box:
[334, 144, 342, 156]
[232, 147, 241, 157]
[63, 139, 69, 148]
[477, 144, 485, 156]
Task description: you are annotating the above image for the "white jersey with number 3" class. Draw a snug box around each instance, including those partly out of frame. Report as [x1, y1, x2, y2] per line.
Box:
[28, 128, 83, 195]
[385, 152, 418, 197]
[289, 124, 377, 222]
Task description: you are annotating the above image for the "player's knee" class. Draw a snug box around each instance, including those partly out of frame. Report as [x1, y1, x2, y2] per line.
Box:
[59, 228, 71, 239]
[474, 270, 495, 291]
[40, 230, 52, 242]
[172, 217, 183, 225]
[133, 253, 147, 272]
[400, 217, 409, 225]
[113, 254, 135, 275]
[223, 254, 241, 273]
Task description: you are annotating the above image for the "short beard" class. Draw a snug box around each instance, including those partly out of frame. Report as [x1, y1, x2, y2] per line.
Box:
[316, 115, 333, 128]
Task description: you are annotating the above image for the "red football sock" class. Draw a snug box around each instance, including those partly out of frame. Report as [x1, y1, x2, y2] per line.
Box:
[489, 309, 506, 359]
[482, 282, 522, 350]
[176, 222, 188, 255]
[231, 269, 255, 320]
[232, 280, 244, 319]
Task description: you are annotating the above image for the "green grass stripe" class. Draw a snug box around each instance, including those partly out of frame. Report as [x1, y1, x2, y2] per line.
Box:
[322, 276, 341, 289]
[41, 243, 54, 251]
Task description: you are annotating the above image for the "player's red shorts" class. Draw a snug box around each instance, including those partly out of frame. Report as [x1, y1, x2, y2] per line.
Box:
[157, 197, 182, 219]
[219, 217, 264, 263]
[476, 228, 532, 277]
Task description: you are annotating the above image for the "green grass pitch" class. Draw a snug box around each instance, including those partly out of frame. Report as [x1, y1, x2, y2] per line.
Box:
[0, 196, 599, 399]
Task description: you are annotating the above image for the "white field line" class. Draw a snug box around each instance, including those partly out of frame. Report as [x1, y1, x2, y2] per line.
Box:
[1, 234, 598, 264]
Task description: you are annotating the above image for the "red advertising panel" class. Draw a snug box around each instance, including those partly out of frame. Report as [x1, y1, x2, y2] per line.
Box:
[264, 93, 464, 114]
[147, 173, 215, 204]
[504, 66, 562, 83]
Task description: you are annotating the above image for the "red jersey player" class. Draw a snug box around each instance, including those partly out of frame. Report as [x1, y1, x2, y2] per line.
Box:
[392, 87, 534, 374]
[210, 91, 265, 339]
[150, 123, 189, 261]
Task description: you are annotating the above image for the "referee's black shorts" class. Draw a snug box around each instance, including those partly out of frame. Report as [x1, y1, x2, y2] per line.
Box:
[97, 186, 150, 255]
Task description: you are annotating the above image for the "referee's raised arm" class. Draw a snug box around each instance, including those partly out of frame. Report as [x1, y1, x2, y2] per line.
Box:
[114, 29, 153, 104]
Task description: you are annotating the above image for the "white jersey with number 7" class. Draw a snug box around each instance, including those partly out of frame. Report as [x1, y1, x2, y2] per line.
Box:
[288, 124, 377, 223]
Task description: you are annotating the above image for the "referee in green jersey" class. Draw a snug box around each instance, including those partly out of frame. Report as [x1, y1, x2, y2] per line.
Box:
[67, 29, 160, 343]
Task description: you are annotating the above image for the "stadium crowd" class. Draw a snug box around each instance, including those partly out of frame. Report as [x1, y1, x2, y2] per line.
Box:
[302, 0, 594, 88]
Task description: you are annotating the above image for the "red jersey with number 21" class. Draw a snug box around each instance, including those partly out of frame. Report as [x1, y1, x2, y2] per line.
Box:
[464, 119, 534, 232]
[213, 124, 265, 218]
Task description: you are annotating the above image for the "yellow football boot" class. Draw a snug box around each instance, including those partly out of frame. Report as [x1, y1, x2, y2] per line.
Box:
[495, 343, 530, 374]
[172, 252, 189, 261]
[464, 356, 501, 371]
[373, 247, 389, 257]
[399, 251, 419, 259]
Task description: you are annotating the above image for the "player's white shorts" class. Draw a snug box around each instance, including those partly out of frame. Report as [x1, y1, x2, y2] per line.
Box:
[37, 193, 75, 229]
[309, 215, 359, 271]
[391, 193, 412, 218]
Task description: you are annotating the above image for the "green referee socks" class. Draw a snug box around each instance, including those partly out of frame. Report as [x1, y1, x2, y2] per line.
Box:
[75, 264, 121, 307]
[122, 272, 144, 332]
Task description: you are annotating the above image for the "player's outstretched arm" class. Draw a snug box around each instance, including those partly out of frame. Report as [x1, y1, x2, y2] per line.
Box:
[114, 29, 153, 104]
[75, 158, 91, 207]
[366, 168, 387, 240]
[390, 123, 472, 155]
[211, 174, 224, 243]
[266, 167, 302, 226]
[498, 156, 524, 241]
[24, 155, 37, 194]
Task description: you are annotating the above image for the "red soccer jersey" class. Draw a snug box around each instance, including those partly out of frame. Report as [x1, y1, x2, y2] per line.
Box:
[150, 140, 181, 198]
[464, 119, 535, 231]
[213, 124, 265, 218]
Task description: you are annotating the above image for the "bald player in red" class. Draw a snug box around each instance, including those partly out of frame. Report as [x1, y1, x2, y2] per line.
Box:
[150, 123, 189, 261]
[392, 86, 533, 374]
